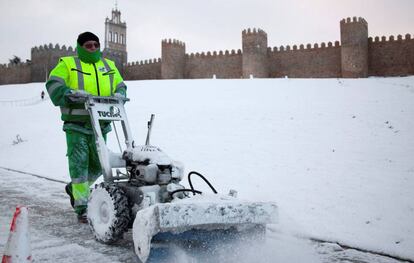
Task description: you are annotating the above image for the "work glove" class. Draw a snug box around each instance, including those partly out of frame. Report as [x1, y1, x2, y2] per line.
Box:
[65, 89, 90, 103]
[114, 92, 125, 98]
[114, 92, 127, 104]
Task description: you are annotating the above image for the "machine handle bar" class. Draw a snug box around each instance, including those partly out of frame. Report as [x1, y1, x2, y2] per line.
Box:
[66, 93, 130, 104]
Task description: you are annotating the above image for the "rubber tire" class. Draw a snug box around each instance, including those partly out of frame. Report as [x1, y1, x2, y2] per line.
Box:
[87, 182, 131, 243]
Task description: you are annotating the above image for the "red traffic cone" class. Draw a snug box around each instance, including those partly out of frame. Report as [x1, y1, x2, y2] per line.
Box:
[2, 206, 32, 263]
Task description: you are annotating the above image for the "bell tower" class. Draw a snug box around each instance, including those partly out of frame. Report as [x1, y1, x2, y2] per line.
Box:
[104, 5, 127, 72]
[105, 6, 126, 52]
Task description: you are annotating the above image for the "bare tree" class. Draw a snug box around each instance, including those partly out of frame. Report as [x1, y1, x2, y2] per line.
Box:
[9, 55, 22, 65]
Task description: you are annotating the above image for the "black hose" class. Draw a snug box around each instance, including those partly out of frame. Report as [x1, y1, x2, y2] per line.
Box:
[170, 188, 202, 196]
[188, 171, 218, 195]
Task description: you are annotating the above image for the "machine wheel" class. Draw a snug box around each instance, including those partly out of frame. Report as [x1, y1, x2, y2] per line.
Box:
[87, 182, 131, 243]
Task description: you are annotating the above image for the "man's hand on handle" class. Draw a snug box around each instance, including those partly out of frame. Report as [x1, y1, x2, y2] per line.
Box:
[65, 90, 90, 103]
[65, 90, 128, 104]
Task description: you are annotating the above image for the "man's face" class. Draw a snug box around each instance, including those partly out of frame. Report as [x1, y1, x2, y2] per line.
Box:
[82, 40, 100, 52]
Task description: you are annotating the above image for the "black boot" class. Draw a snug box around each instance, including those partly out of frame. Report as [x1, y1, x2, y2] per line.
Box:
[65, 183, 75, 208]
[77, 211, 88, 224]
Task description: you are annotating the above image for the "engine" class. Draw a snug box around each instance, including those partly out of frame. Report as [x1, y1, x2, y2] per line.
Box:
[121, 145, 186, 210]
[123, 145, 184, 186]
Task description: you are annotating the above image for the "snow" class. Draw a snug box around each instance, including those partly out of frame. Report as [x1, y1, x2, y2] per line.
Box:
[129, 145, 173, 166]
[0, 77, 414, 261]
[132, 203, 159, 262]
[133, 194, 277, 262]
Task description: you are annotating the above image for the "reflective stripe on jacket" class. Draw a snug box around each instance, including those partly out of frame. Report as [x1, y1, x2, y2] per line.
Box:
[60, 56, 116, 96]
[46, 56, 127, 124]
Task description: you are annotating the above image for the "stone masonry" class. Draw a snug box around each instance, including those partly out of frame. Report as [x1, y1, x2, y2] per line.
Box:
[126, 17, 413, 80]
[1, 15, 413, 85]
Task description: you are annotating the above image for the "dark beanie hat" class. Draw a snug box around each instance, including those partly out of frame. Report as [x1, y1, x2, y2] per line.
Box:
[77, 32, 100, 46]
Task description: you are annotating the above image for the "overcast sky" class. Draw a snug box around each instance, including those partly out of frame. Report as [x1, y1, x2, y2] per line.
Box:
[0, 0, 413, 64]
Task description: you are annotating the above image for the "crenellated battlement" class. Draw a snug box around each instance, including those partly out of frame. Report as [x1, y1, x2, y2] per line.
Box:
[242, 28, 267, 37]
[31, 43, 75, 54]
[242, 27, 268, 77]
[124, 57, 161, 80]
[162, 39, 186, 47]
[0, 62, 31, 69]
[340, 16, 367, 26]
[368, 33, 412, 43]
[242, 28, 268, 46]
[0, 61, 31, 84]
[187, 49, 242, 58]
[2, 15, 413, 84]
[340, 16, 369, 77]
[269, 41, 340, 53]
[127, 58, 162, 66]
[161, 38, 186, 79]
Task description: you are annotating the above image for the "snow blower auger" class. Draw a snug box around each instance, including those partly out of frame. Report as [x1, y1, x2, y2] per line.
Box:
[68, 93, 278, 262]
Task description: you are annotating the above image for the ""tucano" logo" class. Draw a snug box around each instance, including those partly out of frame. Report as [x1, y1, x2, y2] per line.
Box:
[98, 106, 121, 118]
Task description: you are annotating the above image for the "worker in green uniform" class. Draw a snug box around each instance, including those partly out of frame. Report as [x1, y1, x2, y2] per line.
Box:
[45, 32, 127, 223]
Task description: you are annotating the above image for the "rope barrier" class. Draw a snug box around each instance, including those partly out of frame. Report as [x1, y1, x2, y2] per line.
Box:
[0, 166, 68, 184]
[0, 95, 49, 107]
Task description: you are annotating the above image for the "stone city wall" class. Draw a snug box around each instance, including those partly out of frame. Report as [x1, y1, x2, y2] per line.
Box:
[368, 34, 414, 76]
[31, 44, 76, 82]
[268, 41, 342, 78]
[125, 17, 413, 80]
[185, 50, 243, 79]
[1, 16, 413, 85]
[0, 62, 31, 85]
[124, 58, 161, 80]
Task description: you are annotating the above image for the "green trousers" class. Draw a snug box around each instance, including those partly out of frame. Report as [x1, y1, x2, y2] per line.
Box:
[65, 130, 106, 214]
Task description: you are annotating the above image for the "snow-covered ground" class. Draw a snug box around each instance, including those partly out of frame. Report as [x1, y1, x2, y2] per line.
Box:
[0, 77, 413, 262]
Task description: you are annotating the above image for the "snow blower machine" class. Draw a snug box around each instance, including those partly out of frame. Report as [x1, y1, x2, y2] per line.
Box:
[69, 93, 278, 262]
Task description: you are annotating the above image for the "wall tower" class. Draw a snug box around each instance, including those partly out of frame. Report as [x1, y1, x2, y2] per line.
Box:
[161, 39, 186, 79]
[104, 8, 127, 71]
[340, 17, 368, 78]
[242, 28, 269, 78]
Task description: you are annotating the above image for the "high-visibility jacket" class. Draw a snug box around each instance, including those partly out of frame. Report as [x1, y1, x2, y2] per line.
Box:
[46, 56, 127, 134]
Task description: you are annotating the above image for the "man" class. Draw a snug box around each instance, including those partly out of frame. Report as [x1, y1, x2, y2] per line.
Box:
[45, 32, 127, 223]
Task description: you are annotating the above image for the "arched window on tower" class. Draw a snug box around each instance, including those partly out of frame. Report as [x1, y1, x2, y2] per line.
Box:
[120, 34, 124, 45]
[109, 31, 112, 42]
[115, 32, 118, 43]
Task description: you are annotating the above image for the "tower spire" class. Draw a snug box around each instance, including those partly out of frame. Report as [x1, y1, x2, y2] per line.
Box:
[115, 0, 118, 10]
